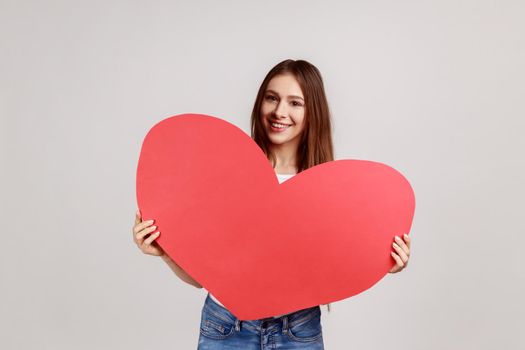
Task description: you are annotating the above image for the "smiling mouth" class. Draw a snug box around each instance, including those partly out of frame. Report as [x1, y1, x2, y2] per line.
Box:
[270, 122, 291, 131]
[269, 119, 292, 128]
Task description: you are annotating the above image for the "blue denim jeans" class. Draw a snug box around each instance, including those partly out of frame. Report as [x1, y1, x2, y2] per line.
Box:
[198, 293, 324, 349]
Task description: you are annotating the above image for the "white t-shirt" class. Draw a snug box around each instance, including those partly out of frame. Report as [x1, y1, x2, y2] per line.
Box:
[207, 172, 296, 318]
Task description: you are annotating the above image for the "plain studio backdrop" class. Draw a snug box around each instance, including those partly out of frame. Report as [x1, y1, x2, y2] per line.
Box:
[1, 1, 524, 349]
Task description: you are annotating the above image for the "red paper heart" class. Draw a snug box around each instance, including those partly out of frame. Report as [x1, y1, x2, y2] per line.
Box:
[136, 114, 415, 320]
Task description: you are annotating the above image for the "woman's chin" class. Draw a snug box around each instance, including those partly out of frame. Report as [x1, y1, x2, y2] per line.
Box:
[268, 137, 296, 147]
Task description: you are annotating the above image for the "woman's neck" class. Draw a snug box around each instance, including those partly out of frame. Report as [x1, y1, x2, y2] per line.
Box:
[270, 143, 299, 174]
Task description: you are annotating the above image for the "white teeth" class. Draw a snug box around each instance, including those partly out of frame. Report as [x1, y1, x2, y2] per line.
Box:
[271, 122, 290, 128]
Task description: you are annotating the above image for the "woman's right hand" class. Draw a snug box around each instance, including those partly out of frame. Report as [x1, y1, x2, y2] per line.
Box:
[132, 210, 164, 257]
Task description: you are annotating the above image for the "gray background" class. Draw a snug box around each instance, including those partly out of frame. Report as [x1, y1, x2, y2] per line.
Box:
[1, 0, 524, 349]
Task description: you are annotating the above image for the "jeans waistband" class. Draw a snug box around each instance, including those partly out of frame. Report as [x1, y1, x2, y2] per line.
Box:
[203, 292, 320, 333]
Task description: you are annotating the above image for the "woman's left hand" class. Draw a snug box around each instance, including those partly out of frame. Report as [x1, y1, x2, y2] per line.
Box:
[389, 233, 411, 273]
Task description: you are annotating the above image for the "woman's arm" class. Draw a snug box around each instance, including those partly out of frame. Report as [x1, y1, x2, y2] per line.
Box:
[160, 254, 203, 288]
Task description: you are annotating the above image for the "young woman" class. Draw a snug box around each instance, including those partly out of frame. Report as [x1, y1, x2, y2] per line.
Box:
[132, 59, 411, 349]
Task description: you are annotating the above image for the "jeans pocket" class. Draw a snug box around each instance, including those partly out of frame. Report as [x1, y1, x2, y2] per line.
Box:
[285, 308, 323, 343]
[199, 308, 235, 340]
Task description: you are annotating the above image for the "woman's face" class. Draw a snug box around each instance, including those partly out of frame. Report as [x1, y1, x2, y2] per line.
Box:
[260, 73, 306, 148]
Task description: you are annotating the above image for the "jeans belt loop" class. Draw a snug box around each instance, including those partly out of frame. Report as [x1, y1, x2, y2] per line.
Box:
[235, 319, 241, 332]
[282, 315, 289, 334]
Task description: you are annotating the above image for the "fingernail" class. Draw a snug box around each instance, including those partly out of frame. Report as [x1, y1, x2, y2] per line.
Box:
[393, 242, 398, 248]
[395, 235, 401, 241]
[151, 226, 157, 230]
[148, 220, 154, 223]
[404, 233, 409, 239]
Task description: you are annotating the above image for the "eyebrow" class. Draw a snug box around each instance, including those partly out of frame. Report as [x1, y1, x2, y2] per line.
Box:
[265, 89, 304, 101]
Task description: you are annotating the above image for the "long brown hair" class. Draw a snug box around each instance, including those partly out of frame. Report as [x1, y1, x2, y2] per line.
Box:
[250, 59, 334, 313]
[250, 59, 334, 173]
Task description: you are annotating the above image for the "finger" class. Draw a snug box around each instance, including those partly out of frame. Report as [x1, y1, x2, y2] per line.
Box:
[391, 252, 405, 269]
[403, 233, 411, 250]
[143, 231, 161, 246]
[393, 242, 409, 263]
[135, 209, 142, 225]
[394, 235, 410, 257]
[136, 225, 157, 241]
[133, 219, 155, 234]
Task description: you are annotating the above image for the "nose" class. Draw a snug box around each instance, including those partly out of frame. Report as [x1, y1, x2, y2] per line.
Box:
[273, 100, 288, 118]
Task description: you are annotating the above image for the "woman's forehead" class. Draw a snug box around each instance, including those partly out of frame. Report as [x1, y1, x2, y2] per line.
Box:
[266, 74, 304, 98]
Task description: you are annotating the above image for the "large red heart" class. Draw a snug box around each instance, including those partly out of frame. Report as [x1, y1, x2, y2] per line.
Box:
[136, 113, 415, 320]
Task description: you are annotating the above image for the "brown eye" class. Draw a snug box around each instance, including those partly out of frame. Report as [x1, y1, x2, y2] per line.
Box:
[265, 95, 277, 101]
